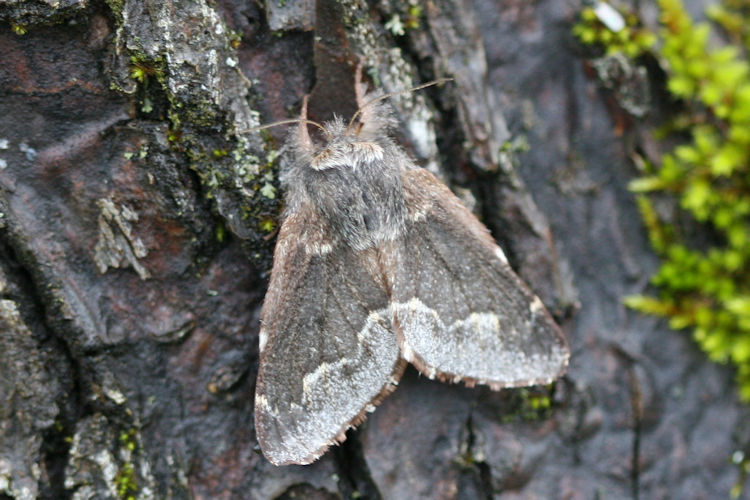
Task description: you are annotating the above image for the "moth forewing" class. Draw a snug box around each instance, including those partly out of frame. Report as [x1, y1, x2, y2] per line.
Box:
[255, 69, 569, 466]
[254, 215, 405, 466]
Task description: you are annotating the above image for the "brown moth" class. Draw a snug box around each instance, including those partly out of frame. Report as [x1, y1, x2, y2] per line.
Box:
[254, 67, 569, 466]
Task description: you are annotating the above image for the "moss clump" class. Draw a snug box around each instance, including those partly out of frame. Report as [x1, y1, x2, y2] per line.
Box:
[258, 217, 276, 234]
[500, 387, 555, 423]
[577, 0, 750, 402]
[626, 0, 750, 402]
[731, 450, 749, 498]
[707, 0, 750, 52]
[573, 4, 656, 58]
[115, 429, 139, 499]
[114, 462, 137, 500]
[384, 3, 422, 36]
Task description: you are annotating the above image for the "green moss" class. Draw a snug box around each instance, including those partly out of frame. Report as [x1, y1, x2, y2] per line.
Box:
[384, 2, 423, 36]
[114, 462, 137, 500]
[731, 450, 750, 498]
[500, 386, 556, 423]
[215, 221, 227, 242]
[227, 30, 243, 49]
[104, 0, 125, 22]
[123, 146, 149, 161]
[573, 5, 656, 58]
[259, 218, 276, 233]
[119, 429, 137, 451]
[403, 5, 421, 30]
[500, 136, 530, 154]
[577, 0, 750, 405]
[115, 429, 139, 499]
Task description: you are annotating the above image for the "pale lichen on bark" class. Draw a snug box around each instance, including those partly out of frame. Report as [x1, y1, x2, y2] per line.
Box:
[0, 300, 61, 500]
[64, 414, 157, 500]
[107, 0, 276, 244]
[93, 197, 151, 280]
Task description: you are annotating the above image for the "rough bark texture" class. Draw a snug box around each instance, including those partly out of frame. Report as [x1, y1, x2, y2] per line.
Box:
[0, 0, 748, 499]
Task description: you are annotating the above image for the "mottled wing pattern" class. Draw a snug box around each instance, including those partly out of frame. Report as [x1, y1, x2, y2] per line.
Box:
[255, 204, 403, 466]
[389, 168, 569, 388]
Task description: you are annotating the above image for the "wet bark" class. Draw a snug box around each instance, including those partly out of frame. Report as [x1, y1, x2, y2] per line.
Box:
[0, 0, 747, 498]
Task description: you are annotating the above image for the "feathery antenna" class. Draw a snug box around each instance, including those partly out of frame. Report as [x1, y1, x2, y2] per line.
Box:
[242, 119, 333, 141]
[346, 78, 453, 133]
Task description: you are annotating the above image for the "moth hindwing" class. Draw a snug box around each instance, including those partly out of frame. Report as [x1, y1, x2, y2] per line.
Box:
[255, 71, 569, 466]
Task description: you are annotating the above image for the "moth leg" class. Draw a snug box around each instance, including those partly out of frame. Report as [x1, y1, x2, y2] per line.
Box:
[354, 61, 368, 109]
[297, 94, 313, 151]
[353, 61, 382, 131]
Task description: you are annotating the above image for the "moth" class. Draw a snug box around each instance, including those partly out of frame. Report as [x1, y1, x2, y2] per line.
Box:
[255, 68, 570, 466]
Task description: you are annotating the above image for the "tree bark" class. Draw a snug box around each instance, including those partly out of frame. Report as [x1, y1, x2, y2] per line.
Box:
[0, 0, 747, 498]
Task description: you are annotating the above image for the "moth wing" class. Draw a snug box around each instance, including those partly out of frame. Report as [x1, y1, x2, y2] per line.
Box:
[255, 205, 403, 466]
[389, 168, 569, 388]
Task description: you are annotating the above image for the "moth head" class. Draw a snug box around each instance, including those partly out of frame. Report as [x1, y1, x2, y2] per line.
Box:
[298, 78, 451, 170]
[305, 117, 388, 171]
[245, 77, 452, 171]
